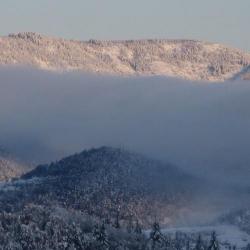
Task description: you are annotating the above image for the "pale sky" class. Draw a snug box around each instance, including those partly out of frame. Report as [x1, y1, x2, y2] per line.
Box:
[0, 0, 249, 51]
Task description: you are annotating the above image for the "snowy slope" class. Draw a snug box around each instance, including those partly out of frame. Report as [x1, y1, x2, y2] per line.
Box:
[145, 225, 250, 249]
[0, 147, 199, 227]
[0, 32, 249, 81]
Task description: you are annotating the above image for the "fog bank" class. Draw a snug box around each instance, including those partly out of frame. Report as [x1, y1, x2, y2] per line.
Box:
[1, 67, 250, 184]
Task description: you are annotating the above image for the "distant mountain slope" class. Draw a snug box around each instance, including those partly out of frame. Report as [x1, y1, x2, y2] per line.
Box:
[231, 65, 250, 80]
[0, 147, 29, 181]
[0, 32, 249, 81]
[0, 147, 198, 226]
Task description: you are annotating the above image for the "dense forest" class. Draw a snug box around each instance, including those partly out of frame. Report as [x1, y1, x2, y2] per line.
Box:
[0, 204, 247, 250]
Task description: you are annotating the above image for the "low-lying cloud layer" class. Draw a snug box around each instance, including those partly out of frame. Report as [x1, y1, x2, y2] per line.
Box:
[1, 67, 250, 185]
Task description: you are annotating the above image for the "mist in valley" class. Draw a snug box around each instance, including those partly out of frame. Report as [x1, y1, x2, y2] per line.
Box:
[0, 67, 250, 226]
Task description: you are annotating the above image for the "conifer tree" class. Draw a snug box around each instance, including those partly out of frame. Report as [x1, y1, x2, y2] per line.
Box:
[208, 231, 219, 250]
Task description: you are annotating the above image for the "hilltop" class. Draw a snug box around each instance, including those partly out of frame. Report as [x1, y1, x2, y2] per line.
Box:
[0, 147, 198, 226]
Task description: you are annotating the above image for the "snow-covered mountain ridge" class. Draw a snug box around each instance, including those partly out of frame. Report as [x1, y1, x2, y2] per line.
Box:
[1, 32, 250, 81]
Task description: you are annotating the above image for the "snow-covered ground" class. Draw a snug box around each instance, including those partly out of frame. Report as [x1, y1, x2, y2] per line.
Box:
[160, 224, 250, 249]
